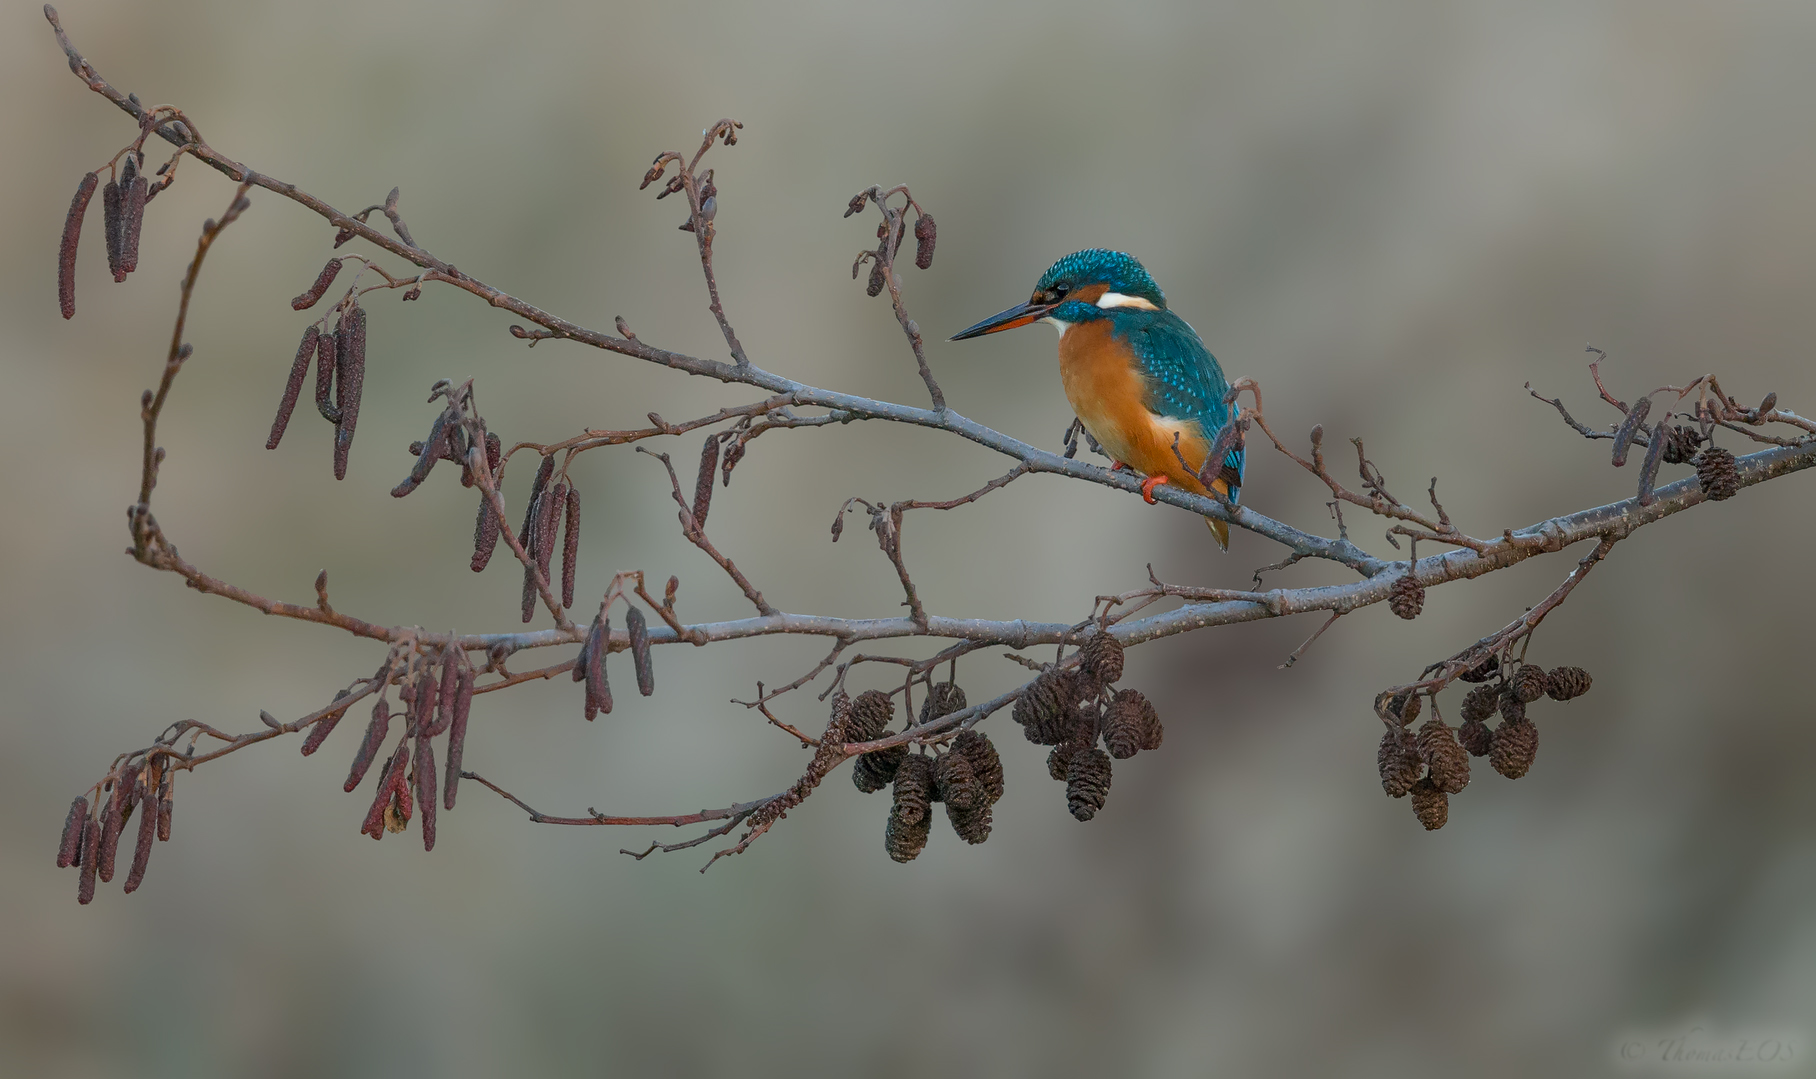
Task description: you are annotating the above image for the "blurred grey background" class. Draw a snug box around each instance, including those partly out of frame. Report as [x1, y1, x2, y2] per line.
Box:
[5, 1, 1816, 1075]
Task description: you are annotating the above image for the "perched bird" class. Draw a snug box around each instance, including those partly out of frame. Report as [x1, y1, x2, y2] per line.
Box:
[951, 249, 1243, 548]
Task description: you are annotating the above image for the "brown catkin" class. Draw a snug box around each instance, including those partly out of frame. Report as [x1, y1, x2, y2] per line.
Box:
[57, 796, 89, 868]
[848, 690, 896, 742]
[535, 488, 565, 610]
[519, 457, 555, 621]
[918, 682, 967, 725]
[415, 735, 437, 851]
[952, 730, 1004, 804]
[299, 691, 352, 756]
[123, 779, 158, 893]
[892, 754, 936, 827]
[561, 486, 581, 609]
[1409, 776, 1448, 830]
[1458, 717, 1493, 758]
[444, 666, 473, 810]
[1545, 666, 1592, 701]
[1381, 690, 1422, 726]
[935, 749, 983, 812]
[101, 178, 124, 280]
[1066, 746, 1113, 821]
[626, 607, 654, 696]
[411, 671, 439, 738]
[1103, 688, 1151, 760]
[913, 214, 936, 269]
[267, 326, 319, 450]
[393, 410, 452, 497]
[97, 780, 126, 883]
[345, 698, 392, 792]
[1696, 446, 1740, 501]
[1511, 664, 1547, 704]
[291, 258, 343, 310]
[77, 818, 100, 905]
[471, 494, 501, 572]
[1460, 683, 1498, 724]
[1610, 396, 1651, 467]
[1417, 717, 1471, 795]
[853, 737, 908, 793]
[428, 650, 459, 738]
[1490, 718, 1539, 779]
[866, 258, 887, 297]
[1081, 632, 1125, 686]
[692, 436, 718, 529]
[118, 157, 146, 276]
[361, 743, 409, 838]
[58, 172, 98, 319]
[156, 797, 172, 843]
[1389, 576, 1425, 620]
[1013, 670, 1080, 746]
[1378, 727, 1422, 798]
[332, 305, 367, 480]
[585, 616, 612, 718]
[313, 324, 338, 423]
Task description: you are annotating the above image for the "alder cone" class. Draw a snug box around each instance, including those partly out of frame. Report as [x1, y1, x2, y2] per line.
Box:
[1409, 776, 1449, 830]
[1065, 746, 1113, 822]
[1458, 716, 1494, 758]
[1103, 688, 1152, 759]
[1416, 718, 1470, 795]
[848, 690, 895, 742]
[1080, 632, 1125, 686]
[1490, 718, 1538, 779]
[1015, 670, 1080, 745]
[885, 807, 931, 863]
[1389, 576, 1425, 620]
[952, 729, 1003, 804]
[1545, 666, 1592, 701]
[1695, 446, 1740, 501]
[853, 736, 907, 794]
[1660, 424, 1704, 465]
[947, 801, 991, 844]
[1457, 655, 1500, 683]
[1379, 690, 1422, 726]
[935, 749, 983, 812]
[918, 682, 967, 725]
[1460, 683, 1498, 724]
[1047, 742, 1078, 782]
[891, 754, 935, 827]
[1377, 727, 1422, 799]
[1498, 688, 1527, 725]
[1510, 664, 1547, 704]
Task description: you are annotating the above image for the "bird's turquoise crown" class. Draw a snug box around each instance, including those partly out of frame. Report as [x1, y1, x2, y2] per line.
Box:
[1036, 249, 1166, 309]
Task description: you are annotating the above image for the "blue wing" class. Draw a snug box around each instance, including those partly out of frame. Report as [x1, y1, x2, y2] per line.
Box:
[1116, 311, 1244, 501]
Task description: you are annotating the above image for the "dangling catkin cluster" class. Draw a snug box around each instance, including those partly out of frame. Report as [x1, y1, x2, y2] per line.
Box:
[885, 754, 936, 862]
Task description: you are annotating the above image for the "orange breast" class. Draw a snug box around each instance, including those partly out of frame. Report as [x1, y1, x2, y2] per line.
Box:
[1058, 320, 1212, 494]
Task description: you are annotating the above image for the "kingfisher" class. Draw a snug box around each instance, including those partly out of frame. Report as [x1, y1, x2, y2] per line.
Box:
[951, 249, 1243, 548]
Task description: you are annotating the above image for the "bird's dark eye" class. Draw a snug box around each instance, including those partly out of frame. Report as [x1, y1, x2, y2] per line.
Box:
[1053, 283, 1069, 298]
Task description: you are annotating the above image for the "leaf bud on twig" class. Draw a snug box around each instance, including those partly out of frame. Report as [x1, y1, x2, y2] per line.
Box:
[57, 172, 98, 320]
[291, 258, 343, 310]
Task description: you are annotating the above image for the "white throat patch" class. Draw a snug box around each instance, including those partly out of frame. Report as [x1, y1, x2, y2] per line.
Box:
[1041, 317, 1072, 336]
[1096, 292, 1160, 311]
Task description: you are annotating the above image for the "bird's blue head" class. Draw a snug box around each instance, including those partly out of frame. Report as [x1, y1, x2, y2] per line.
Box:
[951, 249, 1166, 340]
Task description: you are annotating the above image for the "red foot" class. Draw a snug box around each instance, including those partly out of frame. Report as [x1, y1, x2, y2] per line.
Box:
[1139, 474, 1168, 504]
[1109, 461, 1128, 472]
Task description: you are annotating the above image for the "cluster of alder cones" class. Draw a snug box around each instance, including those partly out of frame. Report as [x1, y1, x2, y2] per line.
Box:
[843, 685, 1004, 861]
[1377, 656, 1592, 830]
[1013, 633, 1164, 824]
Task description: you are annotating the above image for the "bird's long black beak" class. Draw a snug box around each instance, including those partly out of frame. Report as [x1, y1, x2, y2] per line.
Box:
[950, 300, 1053, 341]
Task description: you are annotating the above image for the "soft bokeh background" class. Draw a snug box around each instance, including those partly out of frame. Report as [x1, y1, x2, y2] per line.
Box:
[5, 1, 1815, 1075]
